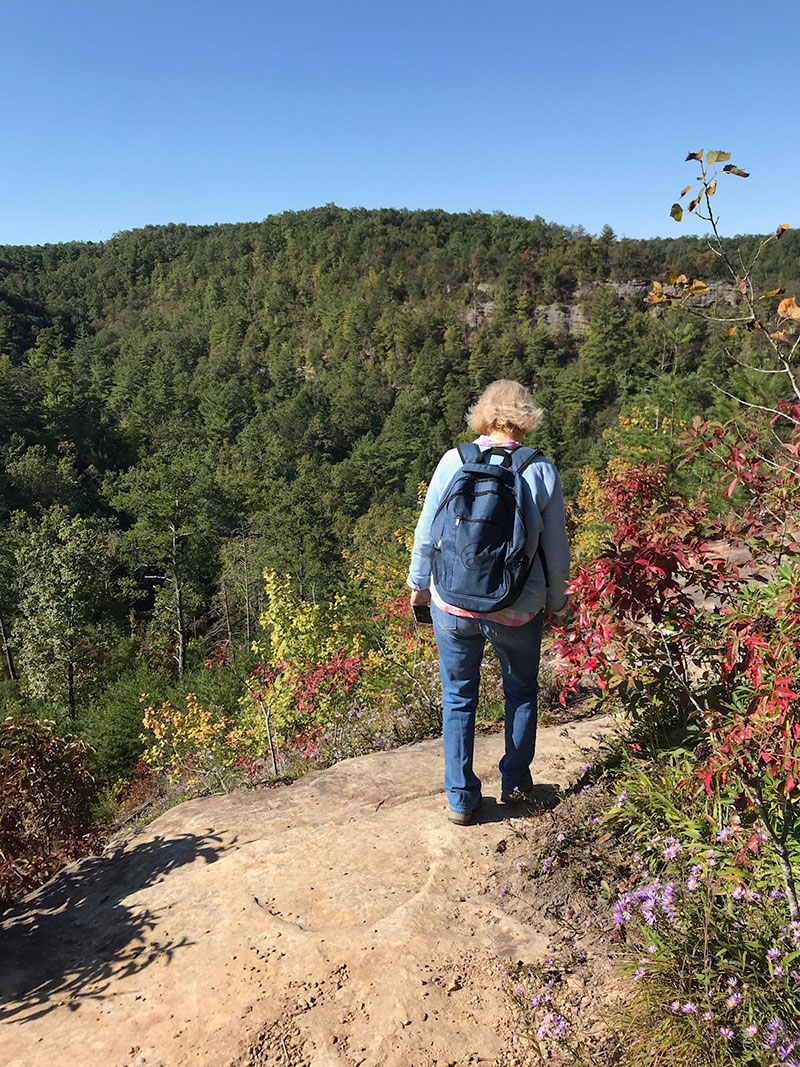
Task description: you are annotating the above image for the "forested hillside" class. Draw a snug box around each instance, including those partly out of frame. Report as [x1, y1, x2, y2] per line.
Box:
[1, 206, 799, 821]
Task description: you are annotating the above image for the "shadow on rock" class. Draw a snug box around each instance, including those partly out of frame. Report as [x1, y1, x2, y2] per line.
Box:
[0, 831, 229, 1023]
[477, 784, 561, 824]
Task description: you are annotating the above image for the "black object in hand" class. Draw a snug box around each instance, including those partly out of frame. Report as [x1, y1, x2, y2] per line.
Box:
[412, 603, 433, 625]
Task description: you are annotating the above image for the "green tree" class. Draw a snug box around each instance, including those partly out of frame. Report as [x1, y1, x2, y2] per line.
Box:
[109, 446, 224, 676]
[13, 506, 114, 719]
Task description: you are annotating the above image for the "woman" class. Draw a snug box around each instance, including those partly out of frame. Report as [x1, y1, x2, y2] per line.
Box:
[407, 380, 570, 824]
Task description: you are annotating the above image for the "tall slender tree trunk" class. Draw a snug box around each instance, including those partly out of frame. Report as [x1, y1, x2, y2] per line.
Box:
[242, 532, 251, 646]
[174, 575, 187, 676]
[0, 610, 17, 682]
[67, 659, 76, 719]
[221, 580, 233, 643]
[171, 519, 187, 677]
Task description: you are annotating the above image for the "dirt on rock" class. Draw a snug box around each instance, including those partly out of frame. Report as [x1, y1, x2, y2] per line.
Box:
[492, 781, 633, 1065]
[1, 714, 615, 1067]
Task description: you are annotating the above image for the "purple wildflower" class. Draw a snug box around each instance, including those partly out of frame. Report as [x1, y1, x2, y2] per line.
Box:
[682, 1002, 697, 1013]
[552, 1015, 568, 1040]
[556, 832, 565, 843]
[542, 855, 554, 874]
[660, 884, 676, 922]
[500, 882, 511, 898]
[580, 762, 591, 774]
[775, 966, 786, 977]
[720, 1026, 734, 1040]
[768, 946, 782, 960]
[613, 899, 631, 925]
[764, 1019, 783, 1050]
[516, 860, 528, 872]
[726, 992, 743, 1010]
[537, 1012, 568, 1041]
[662, 837, 682, 860]
[746, 1024, 758, 1037]
[671, 1000, 681, 1012]
[634, 967, 645, 981]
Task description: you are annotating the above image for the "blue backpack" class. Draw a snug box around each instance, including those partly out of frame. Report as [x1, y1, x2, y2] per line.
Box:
[430, 443, 543, 612]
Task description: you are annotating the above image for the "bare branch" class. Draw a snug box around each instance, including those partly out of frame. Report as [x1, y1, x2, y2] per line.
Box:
[727, 354, 792, 375]
[710, 384, 800, 427]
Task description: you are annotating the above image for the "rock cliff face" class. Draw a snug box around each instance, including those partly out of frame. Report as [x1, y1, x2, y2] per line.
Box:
[1, 716, 610, 1067]
[534, 281, 651, 335]
[464, 278, 735, 336]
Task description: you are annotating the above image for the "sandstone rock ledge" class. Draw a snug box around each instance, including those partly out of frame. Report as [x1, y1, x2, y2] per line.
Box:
[1, 715, 612, 1067]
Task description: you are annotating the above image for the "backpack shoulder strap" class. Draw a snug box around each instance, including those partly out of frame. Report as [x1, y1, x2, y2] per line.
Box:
[457, 442, 482, 465]
[512, 447, 544, 475]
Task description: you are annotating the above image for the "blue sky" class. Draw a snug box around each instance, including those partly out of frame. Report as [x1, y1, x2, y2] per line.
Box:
[2, 0, 797, 245]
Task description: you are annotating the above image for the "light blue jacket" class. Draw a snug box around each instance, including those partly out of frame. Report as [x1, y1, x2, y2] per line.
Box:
[407, 443, 571, 615]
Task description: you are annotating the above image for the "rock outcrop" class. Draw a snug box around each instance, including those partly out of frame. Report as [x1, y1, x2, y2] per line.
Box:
[1, 715, 611, 1067]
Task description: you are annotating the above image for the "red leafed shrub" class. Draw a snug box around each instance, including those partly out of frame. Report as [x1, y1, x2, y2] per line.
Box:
[554, 459, 732, 722]
[553, 405, 800, 917]
[115, 758, 160, 814]
[0, 717, 103, 904]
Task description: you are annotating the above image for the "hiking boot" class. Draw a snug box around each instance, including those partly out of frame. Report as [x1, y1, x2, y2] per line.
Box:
[500, 786, 533, 804]
[448, 795, 482, 825]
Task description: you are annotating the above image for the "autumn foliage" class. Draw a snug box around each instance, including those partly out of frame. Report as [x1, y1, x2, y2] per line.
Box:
[0, 717, 102, 903]
[554, 401, 800, 916]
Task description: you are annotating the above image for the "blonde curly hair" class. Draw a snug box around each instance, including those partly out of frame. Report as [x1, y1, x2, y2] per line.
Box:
[466, 379, 543, 437]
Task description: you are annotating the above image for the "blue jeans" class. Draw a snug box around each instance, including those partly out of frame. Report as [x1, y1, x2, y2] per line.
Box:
[431, 602, 544, 813]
